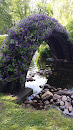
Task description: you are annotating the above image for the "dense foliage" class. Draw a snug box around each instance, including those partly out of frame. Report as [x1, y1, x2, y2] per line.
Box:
[0, 14, 69, 91]
[65, 20, 73, 42]
[0, 0, 13, 34]
[37, 41, 51, 59]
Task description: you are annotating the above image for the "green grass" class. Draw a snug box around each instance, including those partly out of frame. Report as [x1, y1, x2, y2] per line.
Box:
[0, 93, 73, 130]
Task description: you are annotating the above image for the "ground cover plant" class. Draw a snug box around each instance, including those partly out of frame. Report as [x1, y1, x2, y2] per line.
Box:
[0, 93, 73, 130]
[0, 14, 70, 93]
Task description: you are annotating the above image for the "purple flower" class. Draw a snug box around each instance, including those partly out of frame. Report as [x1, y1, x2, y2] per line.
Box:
[1, 14, 70, 86]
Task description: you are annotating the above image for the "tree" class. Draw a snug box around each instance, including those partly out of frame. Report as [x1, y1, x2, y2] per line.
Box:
[51, 0, 73, 26]
[0, 0, 13, 34]
[65, 20, 73, 41]
[10, 0, 31, 23]
[32, 0, 53, 17]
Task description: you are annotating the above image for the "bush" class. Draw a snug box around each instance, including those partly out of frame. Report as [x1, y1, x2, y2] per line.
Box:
[0, 14, 69, 93]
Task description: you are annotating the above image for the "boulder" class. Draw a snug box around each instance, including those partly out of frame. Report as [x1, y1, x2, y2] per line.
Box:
[68, 106, 73, 113]
[71, 100, 73, 106]
[43, 84, 52, 89]
[57, 99, 61, 102]
[26, 104, 31, 107]
[41, 91, 53, 100]
[54, 90, 73, 96]
[59, 106, 65, 111]
[67, 96, 71, 102]
[26, 77, 35, 82]
[33, 100, 37, 103]
[50, 99, 54, 103]
[63, 88, 68, 91]
[29, 73, 35, 77]
[65, 101, 71, 109]
[44, 100, 49, 105]
[28, 100, 33, 104]
[71, 95, 73, 100]
[33, 95, 40, 100]
[16, 87, 33, 103]
[62, 95, 67, 102]
[55, 101, 60, 106]
[60, 101, 64, 106]
[53, 94, 61, 101]
[57, 88, 62, 91]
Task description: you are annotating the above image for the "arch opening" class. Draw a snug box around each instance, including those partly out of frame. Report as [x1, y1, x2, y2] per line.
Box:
[47, 36, 65, 59]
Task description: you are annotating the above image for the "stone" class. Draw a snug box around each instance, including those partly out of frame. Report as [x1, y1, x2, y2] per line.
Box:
[60, 101, 64, 106]
[33, 95, 40, 100]
[44, 100, 49, 105]
[26, 77, 35, 82]
[63, 88, 68, 91]
[28, 100, 33, 104]
[55, 101, 60, 106]
[39, 70, 44, 75]
[59, 106, 65, 111]
[67, 96, 71, 102]
[33, 100, 37, 103]
[44, 106, 47, 109]
[40, 105, 44, 109]
[71, 100, 73, 106]
[26, 104, 31, 107]
[32, 94, 36, 98]
[33, 91, 37, 94]
[71, 95, 73, 100]
[53, 88, 57, 92]
[57, 88, 62, 91]
[50, 89, 54, 92]
[68, 106, 73, 113]
[43, 89, 49, 92]
[50, 99, 54, 103]
[41, 91, 53, 100]
[65, 101, 71, 109]
[53, 94, 61, 101]
[24, 99, 29, 104]
[29, 73, 35, 77]
[36, 95, 40, 99]
[39, 85, 43, 88]
[16, 87, 33, 103]
[62, 95, 67, 102]
[54, 90, 73, 96]
[43, 84, 52, 89]
[57, 99, 61, 102]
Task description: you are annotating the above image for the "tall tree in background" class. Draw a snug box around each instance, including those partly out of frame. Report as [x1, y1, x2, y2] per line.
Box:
[35, 0, 53, 17]
[0, 0, 13, 34]
[10, 0, 31, 23]
[51, 0, 73, 26]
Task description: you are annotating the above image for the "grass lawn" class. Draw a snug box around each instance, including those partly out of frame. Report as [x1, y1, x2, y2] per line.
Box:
[0, 93, 73, 130]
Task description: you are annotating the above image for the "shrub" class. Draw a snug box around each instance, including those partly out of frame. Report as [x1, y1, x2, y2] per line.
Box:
[0, 14, 69, 92]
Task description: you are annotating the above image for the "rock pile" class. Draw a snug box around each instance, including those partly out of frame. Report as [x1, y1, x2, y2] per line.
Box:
[22, 84, 73, 113]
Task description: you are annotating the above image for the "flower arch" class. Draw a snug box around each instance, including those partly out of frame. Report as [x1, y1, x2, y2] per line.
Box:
[0, 14, 72, 93]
